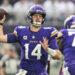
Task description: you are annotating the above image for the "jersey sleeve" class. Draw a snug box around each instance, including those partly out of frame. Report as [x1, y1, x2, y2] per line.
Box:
[50, 27, 58, 38]
[7, 26, 19, 43]
[48, 27, 58, 49]
[56, 29, 66, 39]
[49, 36, 59, 49]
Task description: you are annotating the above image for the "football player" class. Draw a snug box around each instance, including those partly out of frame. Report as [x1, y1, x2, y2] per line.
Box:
[0, 5, 61, 75]
[57, 15, 75, 75]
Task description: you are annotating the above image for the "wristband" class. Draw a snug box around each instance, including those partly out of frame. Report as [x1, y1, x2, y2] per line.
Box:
[47, 48, 56, 57]
[0, 23, 3, 26]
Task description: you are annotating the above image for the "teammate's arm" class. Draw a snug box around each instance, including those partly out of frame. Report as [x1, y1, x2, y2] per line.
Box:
[56, 30, 64, 52]
[40, 37, 61, 59]
[57, 39, 63, 52]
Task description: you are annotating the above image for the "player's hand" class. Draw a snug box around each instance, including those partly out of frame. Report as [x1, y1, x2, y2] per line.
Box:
[0, 15, 6, 23]
[40, 37, 48, 51]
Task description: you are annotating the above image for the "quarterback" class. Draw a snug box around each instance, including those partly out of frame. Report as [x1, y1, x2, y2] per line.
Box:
[0, 5, 61, 75]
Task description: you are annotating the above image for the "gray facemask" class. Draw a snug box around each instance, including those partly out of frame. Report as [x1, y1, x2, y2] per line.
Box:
[32, 22, 42, 27]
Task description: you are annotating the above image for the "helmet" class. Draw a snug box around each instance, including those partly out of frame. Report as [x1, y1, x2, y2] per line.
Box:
[64, 15, 75, 28]
[28, 5, 46, 27]
[29, 5, 46, 18]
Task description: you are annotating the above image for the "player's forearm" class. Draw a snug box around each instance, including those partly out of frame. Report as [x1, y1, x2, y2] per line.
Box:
[0, 25, 7, 43]
[0, 35, 7, 43]
[0, 25, 4, 35]
[47, 48, 61, 59]
[53, 50, 61, 59]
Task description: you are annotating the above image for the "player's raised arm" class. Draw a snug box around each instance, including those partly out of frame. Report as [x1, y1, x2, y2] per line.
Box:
[0, 8, 18, 43]
[0, 26, 7, 43]
[0, 8, 8, 43]
[40, 37, 61, 59]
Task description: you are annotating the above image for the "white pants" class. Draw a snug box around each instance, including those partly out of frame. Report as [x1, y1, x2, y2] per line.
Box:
[16, 69, 27, 75]
[63, 67, 70, 75]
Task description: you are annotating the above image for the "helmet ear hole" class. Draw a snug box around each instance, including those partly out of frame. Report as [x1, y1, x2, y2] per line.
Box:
[65, 25, 68, 29]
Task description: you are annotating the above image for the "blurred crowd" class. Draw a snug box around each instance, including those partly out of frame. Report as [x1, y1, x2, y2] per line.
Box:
[0, 0, 74, 26]
[0, 0, 74, 75]
[0, 43, 20, 75]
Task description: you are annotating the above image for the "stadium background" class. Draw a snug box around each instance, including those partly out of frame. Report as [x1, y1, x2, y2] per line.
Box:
[0, 0, 74, 75]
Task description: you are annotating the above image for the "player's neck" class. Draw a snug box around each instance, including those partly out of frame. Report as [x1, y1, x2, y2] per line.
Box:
[30, 25, 41, 32]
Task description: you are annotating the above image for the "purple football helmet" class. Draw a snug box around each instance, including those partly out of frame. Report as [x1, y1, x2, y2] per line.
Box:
[28, 5, 46, 25]
[64, 15, 75, 28]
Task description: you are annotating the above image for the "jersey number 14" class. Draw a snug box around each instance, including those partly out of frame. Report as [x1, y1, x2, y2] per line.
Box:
[24, 44, 42, 60]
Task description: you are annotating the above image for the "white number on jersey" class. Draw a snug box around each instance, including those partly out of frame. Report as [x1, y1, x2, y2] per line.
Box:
[72, 36, 75, 47]
[24, 44, 42, 60]
[68, 31, 75, 47]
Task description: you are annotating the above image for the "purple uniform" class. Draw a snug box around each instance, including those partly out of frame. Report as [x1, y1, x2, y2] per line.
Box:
[58, 29, 75, 64]
[57, 29, 75, 75]
[7, 26, 58, 75]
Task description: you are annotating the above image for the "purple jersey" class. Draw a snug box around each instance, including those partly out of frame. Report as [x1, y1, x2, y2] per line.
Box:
[7, 26, 58, 73]
[57, 29, 75, 66]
